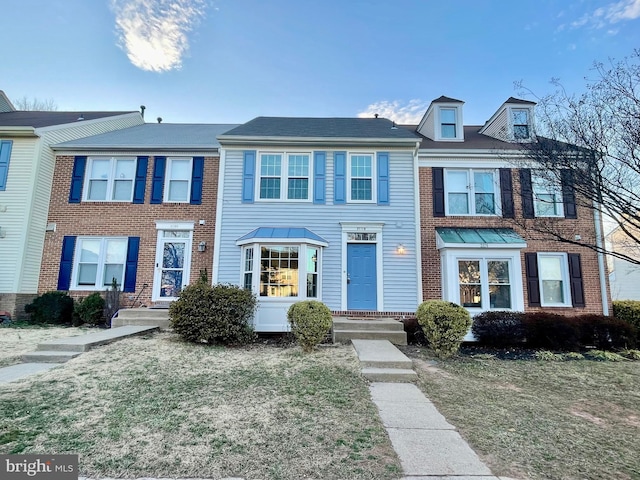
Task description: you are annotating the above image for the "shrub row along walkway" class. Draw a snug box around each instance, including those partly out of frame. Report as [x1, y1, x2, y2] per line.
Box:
[0, 326, 158, 384]
[351, 339, 517, 480]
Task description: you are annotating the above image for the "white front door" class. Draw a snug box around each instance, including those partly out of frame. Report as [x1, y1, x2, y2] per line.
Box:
[153, 229, 193, 301]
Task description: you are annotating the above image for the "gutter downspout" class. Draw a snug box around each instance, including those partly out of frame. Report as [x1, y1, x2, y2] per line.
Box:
[593, 203, 609, 315]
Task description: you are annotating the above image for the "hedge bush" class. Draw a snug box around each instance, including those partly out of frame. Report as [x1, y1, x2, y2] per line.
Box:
[287, 300, 332, 353]
[523, 312, 582, 351]
[416, 300, 471, 358]
[24, 291, 74, 325]
[471, 311, 526, 347]
[613, 300, 640, 340]
[169, 282, 257, 345]
[578, 314, 637, 350]
[74, 292, 105, 326]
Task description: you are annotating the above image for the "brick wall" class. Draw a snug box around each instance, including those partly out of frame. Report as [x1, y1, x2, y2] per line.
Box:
[39, 155, 219, 306]
[0, 293, 37, 321]
[419, 167, 611, 315]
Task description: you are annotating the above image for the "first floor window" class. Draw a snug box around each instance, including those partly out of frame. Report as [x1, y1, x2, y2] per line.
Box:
[538, 254, 569, 306]
[85, 157, 135, 201]
[260, 246, 299, 297]
[457, 258, 512, 309]
[75, 237, 127, 288]
[307, 247, 318, 298]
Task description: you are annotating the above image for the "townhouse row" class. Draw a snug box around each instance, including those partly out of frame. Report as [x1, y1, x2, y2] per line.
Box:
[0, 92, 611, 331]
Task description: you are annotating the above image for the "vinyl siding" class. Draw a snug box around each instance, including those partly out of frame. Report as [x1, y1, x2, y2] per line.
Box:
[609, 258, 640, 300]
[216, 147, 420, 311]
[417, 108, 435, 140]
[481, 108, 508, 140]
[10, 113, 144, 294]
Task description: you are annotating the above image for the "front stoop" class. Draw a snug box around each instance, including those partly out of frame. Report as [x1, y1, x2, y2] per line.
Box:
[333, 317, 407, 345]
[111, 307, 170, 328]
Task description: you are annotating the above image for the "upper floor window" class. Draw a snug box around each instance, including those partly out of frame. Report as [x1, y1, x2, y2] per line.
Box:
[73, 237, 127, 289]
[512, 109, 530, 139]
[164, 158, 192, 202]
[445, 169, 499, 215]
[258, 152, 311, 201]
[85, 157, 135, 201]
[440, 108, 457, 138]
[532, 172, 563, 217]
[349, 154, 374, 202]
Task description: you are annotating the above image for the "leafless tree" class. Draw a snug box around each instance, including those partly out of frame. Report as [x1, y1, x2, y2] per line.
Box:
[12, 96, 58, 111]
[514, 49, 640, 265]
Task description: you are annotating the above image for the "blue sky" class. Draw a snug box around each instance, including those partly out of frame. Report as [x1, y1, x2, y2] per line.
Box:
[1, 0, 639, 125]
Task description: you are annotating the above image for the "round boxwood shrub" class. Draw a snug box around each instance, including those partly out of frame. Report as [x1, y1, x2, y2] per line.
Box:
[24, 291, 74, 325]
[170, 282, 257, 345]
[416, 300, 471, 358]
[74, 292, 106, 326]
[287, 300, 332, 353]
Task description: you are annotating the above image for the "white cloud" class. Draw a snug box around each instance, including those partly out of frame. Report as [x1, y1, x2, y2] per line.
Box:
[357, 99, 428, 124]
[570, 0, 640, 29]
[111, 0, 207, 72]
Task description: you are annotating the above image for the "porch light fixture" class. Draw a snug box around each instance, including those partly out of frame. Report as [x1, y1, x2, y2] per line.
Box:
[396, 244, 405, 254]
[198, 241, 207, 252]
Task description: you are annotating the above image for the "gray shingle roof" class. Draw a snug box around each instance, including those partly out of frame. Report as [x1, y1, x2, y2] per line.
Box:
[403, 125, 526, 150]
[219, 117, 419, 140]
[53, 123, 240, 150]
[431, 95, 464, 103]
[0, 111, 135, 128]
[505, 97, 536, 105]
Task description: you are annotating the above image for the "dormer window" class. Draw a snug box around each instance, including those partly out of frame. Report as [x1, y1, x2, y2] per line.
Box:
[512, 109, 530, 139]
[440, 108, 457, 138]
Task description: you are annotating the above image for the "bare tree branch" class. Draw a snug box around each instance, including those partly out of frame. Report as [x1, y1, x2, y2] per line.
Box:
[12, 96, 58, 111]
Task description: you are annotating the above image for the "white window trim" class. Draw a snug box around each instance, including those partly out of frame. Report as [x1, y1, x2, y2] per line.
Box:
[509, 107, 532, 141]
[340, 222, 384, 310]
[537, 252, 572, 307]
[436, 105, 464, 142]
[163, 157, 193, 203]
[444, 168, 502, 216]
[83, 157, 136, 202]
[71, 236, 128, 291]
[347, 152, 377, 203]
[532, 172, 564, 218]
[255, 151, 313, 202]
[240, 242, 322, 301]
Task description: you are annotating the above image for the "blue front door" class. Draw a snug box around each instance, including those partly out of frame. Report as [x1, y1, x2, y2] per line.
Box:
[347, 243, 377, 310]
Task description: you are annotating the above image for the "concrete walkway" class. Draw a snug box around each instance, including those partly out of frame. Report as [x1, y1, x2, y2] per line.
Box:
[0, 325, 158, 384]
[351, 339, 518, 480]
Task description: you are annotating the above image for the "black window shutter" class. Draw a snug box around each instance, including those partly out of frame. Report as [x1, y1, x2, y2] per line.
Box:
[525, 252, 541, 307]
[520, 169, 535, 219]
[561, 170, 577, 219]
[568, 253, 585, 307]
[432, 167, 445, 217]
[500, 168, 514, 218]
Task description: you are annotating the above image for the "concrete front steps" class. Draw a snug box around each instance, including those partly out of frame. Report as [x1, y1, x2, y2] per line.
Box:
[352, 339, 417, 382]
[333, 317, 407, 345]
[111, 307, 170, 328]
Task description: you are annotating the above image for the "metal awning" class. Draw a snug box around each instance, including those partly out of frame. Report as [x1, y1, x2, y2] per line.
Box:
[436, 227, 526, 249]
[236, 227, 329, 246]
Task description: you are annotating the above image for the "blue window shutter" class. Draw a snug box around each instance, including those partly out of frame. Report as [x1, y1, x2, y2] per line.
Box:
[334, 151, 346, 204]
[313, 151, 326, 204]
[242, 151, 256, 203]
[57, 236, 76, 291]
[68, 156, 87, 203]
[377, 152, 390, 205]
[133, 156, 148, 204]
[0, 140, 13, 191]
[150, 156, 166, 204]
[190, 157, 204, 205]
[123, 237, 140, 293]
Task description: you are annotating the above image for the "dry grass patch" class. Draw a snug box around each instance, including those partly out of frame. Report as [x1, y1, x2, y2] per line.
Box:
[0, 333, 400, 480]
[403, 346, 640, 480]
[0, 325, 88, 367]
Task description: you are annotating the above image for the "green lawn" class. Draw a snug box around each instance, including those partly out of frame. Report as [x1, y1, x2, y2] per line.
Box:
[0, 333, 400, 480]
[403, 345, 640, 480]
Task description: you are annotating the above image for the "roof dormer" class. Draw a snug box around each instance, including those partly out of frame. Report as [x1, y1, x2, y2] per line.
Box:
[417, 96, 464, 142]
[479, 97, 536, 142]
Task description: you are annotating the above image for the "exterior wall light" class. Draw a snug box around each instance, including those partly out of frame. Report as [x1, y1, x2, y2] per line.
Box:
[397, 244, 405, 254]
[198, 241, 207, 252]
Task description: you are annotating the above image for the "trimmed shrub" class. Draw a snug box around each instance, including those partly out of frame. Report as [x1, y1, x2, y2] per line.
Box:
[577, 314, 637, 350]
[416, 300, 471, 358]
[170, 282, 257, 345]
[471, 311, 526, 347]
[613, 300, 640, 340]
[522, 312, 582, 351]
[74, 293, 106, 326]
[24, 291, 74, 325]
[287, 300, 332, 353]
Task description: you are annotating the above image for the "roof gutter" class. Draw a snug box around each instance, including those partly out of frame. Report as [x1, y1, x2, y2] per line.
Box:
[217, 135, 419, 148]
[0, 126, 39, 138]
[51, 145, 220, 152]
